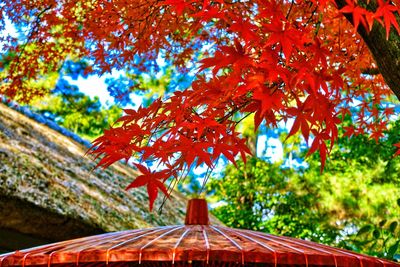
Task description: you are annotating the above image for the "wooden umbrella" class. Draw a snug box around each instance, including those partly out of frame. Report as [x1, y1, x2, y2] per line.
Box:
[1, 199, 399, 267]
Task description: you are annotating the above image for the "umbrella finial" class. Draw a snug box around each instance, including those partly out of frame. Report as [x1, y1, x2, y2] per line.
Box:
[185, 198, 209, 225]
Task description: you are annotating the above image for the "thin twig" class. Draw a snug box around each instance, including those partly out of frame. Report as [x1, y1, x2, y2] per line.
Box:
[286, 0, 295, 20]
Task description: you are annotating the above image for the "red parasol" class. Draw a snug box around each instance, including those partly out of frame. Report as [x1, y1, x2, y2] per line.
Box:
[1, 199, 399, 267]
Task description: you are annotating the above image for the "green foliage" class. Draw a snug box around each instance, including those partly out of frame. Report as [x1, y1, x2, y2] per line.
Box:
[133, 69, 172, 106]
[177, 175, 203, 198]
[207, 157, 340, 243]
[340, 202, 400, 260]
[32, 85, 122, 140]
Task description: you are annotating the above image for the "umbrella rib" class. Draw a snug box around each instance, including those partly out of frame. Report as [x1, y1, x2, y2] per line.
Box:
[202, 226, 210, 264]
[172, 227, 192, 264]
[219, 227, 278, 267]
[138, 226, 185, 264]
[15, 230, 130, 267]
[105, 226, 177, 265]
[47, 251, 56, 267]
[75, 229, 149, 266]
[243, 230, 309, 267]
[377, 258, 387, 267]
[0, 253, 12, 267]
[23, 243, 77, 267]
[266, 234, 338, 267]
[48, 231, 124, 254]
[274, 235, 365, 267]
[21, 252, 31, 267]
[69, 230, 136, 251]
[8, 239, 82, 261]
[306, 242, 365, 267]
[1, 251, 27, 267]
[210, 226, 245, 265]
[22, 245, 65, 267]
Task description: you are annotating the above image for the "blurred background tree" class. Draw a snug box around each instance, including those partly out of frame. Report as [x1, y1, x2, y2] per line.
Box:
[29, 60, 122, 140]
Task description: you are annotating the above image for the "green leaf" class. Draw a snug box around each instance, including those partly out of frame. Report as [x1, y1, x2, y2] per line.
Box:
[357, 225, 373, 236]
[373, 229, 381, 239]
[389, 221, 398, 233]
[370, 240, 378, 251]
[388, 241, 399, 259]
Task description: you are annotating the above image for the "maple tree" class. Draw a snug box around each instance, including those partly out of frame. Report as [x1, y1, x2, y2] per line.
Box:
[1, 0, 400, 209]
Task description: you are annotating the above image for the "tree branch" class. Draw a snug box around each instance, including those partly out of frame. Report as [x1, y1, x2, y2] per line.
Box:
[361, 67, 380, 75]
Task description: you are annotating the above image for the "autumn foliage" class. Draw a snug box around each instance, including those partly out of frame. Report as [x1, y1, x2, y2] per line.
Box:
[1, 0, 400, 209]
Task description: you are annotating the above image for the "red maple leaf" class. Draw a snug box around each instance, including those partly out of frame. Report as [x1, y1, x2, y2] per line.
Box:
[394, 143, 400, 157]
[340, 1, 368, 31]
[126, 164, 170, 211]
[374, 0, 400, 39]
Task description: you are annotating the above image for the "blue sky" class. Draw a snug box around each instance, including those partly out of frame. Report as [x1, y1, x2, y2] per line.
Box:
[63, 71, 143, 107]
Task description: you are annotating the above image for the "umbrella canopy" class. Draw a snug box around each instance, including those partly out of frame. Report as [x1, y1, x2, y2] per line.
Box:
[0, 199, 399, 267]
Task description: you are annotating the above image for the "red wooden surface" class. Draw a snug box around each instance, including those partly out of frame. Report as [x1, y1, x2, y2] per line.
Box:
[0, 199, 399, 267]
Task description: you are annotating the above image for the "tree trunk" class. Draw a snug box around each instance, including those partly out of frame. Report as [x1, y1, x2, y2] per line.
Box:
[335, 0, 400, 100]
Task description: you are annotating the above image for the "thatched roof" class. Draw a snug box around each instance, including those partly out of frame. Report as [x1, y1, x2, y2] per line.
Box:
[0, 103, 189, 252]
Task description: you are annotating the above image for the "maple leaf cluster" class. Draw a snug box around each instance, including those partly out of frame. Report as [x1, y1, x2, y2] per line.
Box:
[340, 0, 400, 38]
[1, 0, 400, 209]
